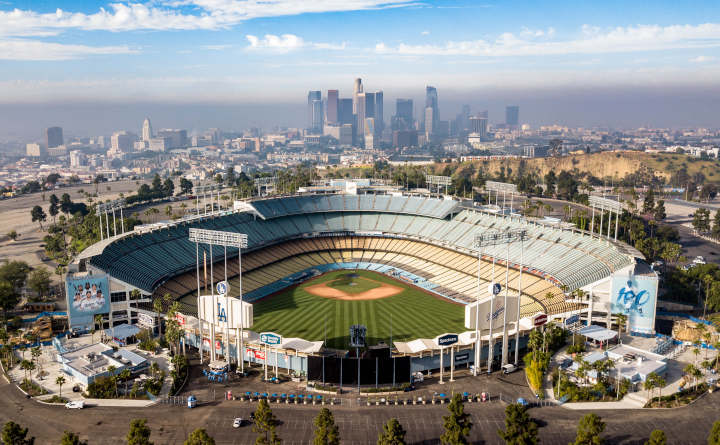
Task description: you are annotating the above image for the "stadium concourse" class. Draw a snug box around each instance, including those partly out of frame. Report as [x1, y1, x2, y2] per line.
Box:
[67, 191, 647, 376]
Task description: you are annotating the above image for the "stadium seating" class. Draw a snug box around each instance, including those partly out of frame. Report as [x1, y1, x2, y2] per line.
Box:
[91, 194, 633, 318]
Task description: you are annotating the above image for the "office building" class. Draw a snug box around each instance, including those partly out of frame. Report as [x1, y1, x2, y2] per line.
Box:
[374, 91, 384, 135]
[393, 130, 418, 148]
[69, 150, 86, 167]
[353, 78, 363, 114]
[506, 105, 519, 127]
[311, 100, 323, 134]
[157, 129, 187, 148]
[469, 116, 488, 139]
[142, 118, 153, 142]
[425, 86, 439, 135]
[149, 137, 171, 152]
[364, 118, 375, 150]
[46, 127, 63, 149]
[326, 90, 339, 124]
[111, 131, 136, 153]
[307, 90, 321, 131]
[356, 92, 366, 136]
[424, 106, 435, 141]
[393, 99, 414, 131]
[26, 143, 47, 158]
[338, 99, 354, 125]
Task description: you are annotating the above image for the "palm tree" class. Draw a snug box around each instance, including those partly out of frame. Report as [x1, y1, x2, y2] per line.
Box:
[153, 299, 164, 337]
[614, 313, 627, 338]
[119, 369, 132, 396]
[94, 314, 104, 343]
[149, 362, 160, 379]
[56, 375, 66, 398]
[20, 359, 35, 382]
[107, 365, 118, 397]
[703, 332, 712, 360]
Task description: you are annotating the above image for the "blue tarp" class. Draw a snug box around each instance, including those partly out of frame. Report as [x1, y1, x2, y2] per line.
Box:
[104, 324, 141, 340]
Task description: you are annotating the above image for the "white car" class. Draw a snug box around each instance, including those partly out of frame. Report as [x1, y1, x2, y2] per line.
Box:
[232, 418, 243, 428]
[502, 364, 518, 374]
[694, 256, 706, 265]
[65, 401, 84, 409]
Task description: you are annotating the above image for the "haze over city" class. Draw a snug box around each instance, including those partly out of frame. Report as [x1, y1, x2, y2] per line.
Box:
[1, 0, 720, 138]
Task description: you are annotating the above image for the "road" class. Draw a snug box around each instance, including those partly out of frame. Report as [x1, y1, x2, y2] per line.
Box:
[2, 370, 720, 444]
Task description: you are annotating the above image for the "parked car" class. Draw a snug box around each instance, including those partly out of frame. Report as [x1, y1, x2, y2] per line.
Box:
[65, 401, 84, 409]
[502, 363, 518, 374]
[694, 256, 706, 265]
[232, 418, 244, 428]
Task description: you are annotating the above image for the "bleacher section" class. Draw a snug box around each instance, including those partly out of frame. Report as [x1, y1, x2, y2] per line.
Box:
[89, 194, 634, 315]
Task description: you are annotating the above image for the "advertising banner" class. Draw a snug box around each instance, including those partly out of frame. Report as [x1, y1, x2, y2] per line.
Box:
[464, 295, 519, 331]
[610, 274, 658, 334]
[66, 274, 110, 330]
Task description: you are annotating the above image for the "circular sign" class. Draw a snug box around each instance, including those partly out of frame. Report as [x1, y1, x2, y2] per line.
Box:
[216, 281, 228, 295]
[488, 283, 502, 295]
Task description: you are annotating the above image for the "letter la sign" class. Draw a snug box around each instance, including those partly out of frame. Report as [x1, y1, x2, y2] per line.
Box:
[217, 302, 227, 323]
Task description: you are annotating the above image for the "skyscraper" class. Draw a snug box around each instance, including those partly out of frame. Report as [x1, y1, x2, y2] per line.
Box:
[396, 99, 413, 122]
[424, 106, 434, 141]
[311, 100, 323, 134]
[45, 126, 63, 148]
[374, 91, 384, 135]
[308, 90, 321, 130]
[352, 78, 363, 114]
[469, 116, 488, 139]
[338, 99, 354, 125]
[356, 92, 366, 135]
[506, 105, 519, 127]
[142, 117, 153, 142]
[425, 86, 439, 137]
[326, 90, 339, 124]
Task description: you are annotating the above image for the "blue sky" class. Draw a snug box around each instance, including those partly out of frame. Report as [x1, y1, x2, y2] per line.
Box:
[1, 0, 720, 103]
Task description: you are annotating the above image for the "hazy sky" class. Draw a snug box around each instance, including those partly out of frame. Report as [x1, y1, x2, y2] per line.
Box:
[1, 0, 720, 137]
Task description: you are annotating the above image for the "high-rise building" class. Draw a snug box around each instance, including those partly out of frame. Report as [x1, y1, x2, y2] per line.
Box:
[326, 90, 339, 124]
[364, 118, 375, 150]
[338, 99, 354, 125]
[374, 91, 384, 135]
[157, 129, 187, 148]
[45, 127, 63, 149]
[26, 143, 47, 158]
[69, 150, 86, 167]
[424, 106, 434, 141]
[425, 86, 439, 136]
[307, 90, 321, 131]
[352, 78, 363, 114]
[142, 118, 153, 142]
[469, 116, 488, 139]
[392, 99, 413, 131]
[356, 92, 366, 136]
[506, 105, 519, 127]
[311, 100, 323, 134]
[110, 131, 136, 153]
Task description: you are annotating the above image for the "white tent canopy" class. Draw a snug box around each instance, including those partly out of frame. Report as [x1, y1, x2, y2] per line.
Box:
[579, 325, 618, 342]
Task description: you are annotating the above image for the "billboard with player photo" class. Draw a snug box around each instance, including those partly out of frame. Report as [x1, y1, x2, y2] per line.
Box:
[610, 274, 658, 334]
[66, 275, 110, 330]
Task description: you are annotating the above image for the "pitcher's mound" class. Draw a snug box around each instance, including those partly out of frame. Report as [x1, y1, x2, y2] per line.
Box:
[305, 279, 403, 301]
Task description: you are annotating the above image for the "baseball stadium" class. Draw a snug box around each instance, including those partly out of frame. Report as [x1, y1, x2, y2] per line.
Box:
[69, 190, 651, 379]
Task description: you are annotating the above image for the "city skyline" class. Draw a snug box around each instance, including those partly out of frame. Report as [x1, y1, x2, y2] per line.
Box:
[0, 0, 719, 105]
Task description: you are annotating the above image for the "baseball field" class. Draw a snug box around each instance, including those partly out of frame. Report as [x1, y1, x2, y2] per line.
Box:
[251, 269, 465, 349]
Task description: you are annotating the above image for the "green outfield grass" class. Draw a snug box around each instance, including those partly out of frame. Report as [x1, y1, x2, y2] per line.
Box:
[250, 269, 465, 349]
[325, 272, 382, 294]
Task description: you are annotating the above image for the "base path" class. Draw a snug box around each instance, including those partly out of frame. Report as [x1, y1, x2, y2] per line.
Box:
[305, 277, 404, 301]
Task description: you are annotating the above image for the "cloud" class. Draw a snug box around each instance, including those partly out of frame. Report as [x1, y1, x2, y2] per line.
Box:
[245, 33, 346, 52]
[690, 55, 715, 63]
[202, 44, 233, 50]
[0, 39, 137, 60]
[375, 23, 720, 57]
[421, 30, 430, 35]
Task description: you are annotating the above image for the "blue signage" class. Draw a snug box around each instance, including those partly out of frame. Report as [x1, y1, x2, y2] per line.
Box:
[66, 275, 110, 329]
[217, 303, 227, 323]
[216, 281, 228, 295]
[565, 315, 580, 326]
[260, 332, 282, 345]
[610, 275, 657, 334]
[436, 334, 459, 347]
[488, 283, 502, 295]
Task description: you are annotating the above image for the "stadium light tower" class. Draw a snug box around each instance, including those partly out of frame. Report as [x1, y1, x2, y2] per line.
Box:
[484, 181, 518, 214]
[254, 176, 277, 197]
[193, 184, 221, 216]
[96, 198, 125, 241]
[588, 195, 622, 241]
[189, 228, 248, 372]
[425, 174, 452, 195]
[474, 228, 527, 375]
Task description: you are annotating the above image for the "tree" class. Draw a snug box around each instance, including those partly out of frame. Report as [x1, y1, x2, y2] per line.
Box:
[153, 298, 164, 336]
[614, 313, 627, 338]
[60, 193, 73, 215]
[497, 404, 538, 445]
[645, 430, 666, 445]
[573, 413, 605, 445]
[377, 418, 406, 445]
[27, 268, 51, 300]
[2, 421, 34, 445]
[253, 399, 281, 445]
[313, 408, 340, 445]
[7, 230, 18, 241]
[709, 421, 720, 445]
[653, 200, 666, 221]
[184, 428, 215, 445]
[0, 281, 20, 327]
[126, 419, 153, 445]
[693, 208, 712, 233]
[151, 174, 162, 193]
[642, 189, 656, 214]
[56, 375, 66, 398]
[163, 178, 175, 197]
[0, 260, 31, 290]
[107, 365, 118, 397]
[180, 178, 193, 195]
[440, 393, 472, 445]
[60, 431, 87, 445]
[30, 205, 46, 230]
[20, 359, 35, 382]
